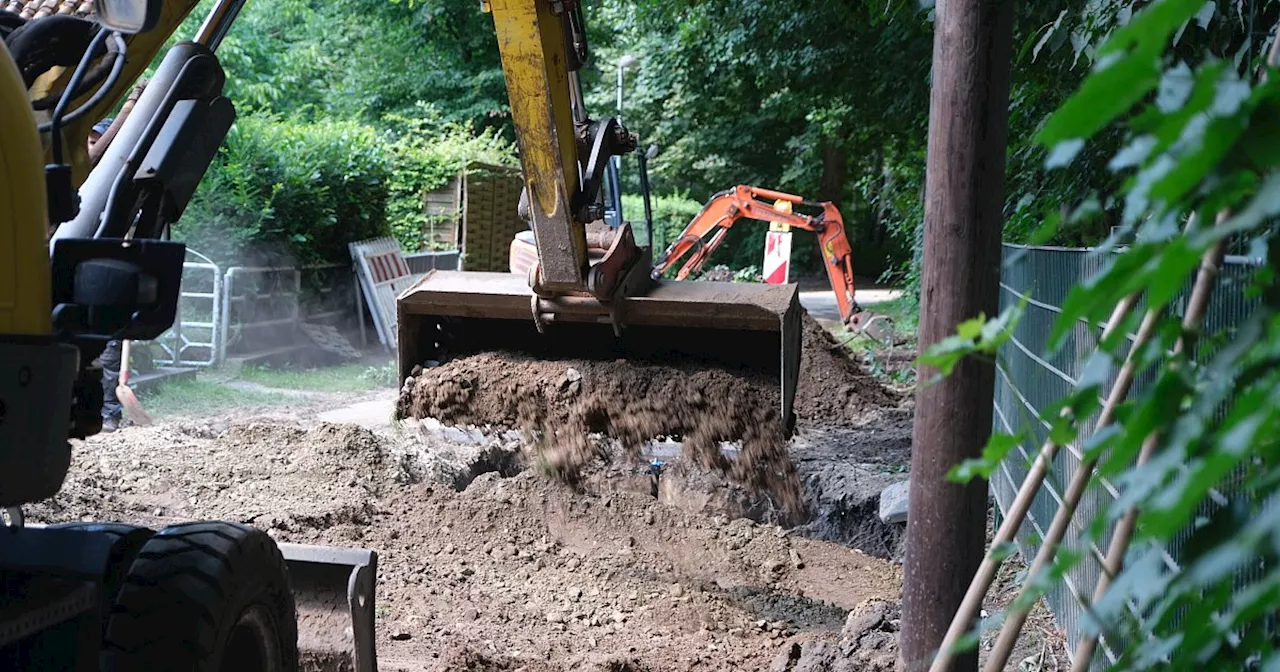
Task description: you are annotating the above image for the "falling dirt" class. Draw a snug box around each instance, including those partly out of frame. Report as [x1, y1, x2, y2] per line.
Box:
[398, 353, 804, 517]
[396, 313, 901, 522]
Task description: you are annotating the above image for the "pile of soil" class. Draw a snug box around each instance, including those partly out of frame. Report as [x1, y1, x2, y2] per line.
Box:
[794, 315, 900, 428]
[28, 421, 402, 534]
[289, 469, 903, 671]
[396, 311, 898, 518]
[34, 414, 906, 671]
[199, 422, 400, 530]
[398, 354, 803, 515]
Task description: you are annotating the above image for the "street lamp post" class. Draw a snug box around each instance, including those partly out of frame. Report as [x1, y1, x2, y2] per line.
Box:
[612, 54, 639, 208]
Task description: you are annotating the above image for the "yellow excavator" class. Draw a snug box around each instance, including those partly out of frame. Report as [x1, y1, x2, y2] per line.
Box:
[2, 1, 376, 670]
[395, 0, 803, 433]
[0, 0, 802, 669]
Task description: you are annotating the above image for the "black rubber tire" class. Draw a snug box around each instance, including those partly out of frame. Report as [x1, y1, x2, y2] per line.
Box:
[101, 521, 298, 672]
[47, 521, 155, 636]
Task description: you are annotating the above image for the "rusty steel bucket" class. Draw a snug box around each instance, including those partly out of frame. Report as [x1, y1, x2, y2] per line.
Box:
[395, 270, 802, 434]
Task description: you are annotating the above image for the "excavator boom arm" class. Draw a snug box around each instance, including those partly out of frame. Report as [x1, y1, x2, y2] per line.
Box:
[487, 0, 587, 291]
[486, 0, 639, 298]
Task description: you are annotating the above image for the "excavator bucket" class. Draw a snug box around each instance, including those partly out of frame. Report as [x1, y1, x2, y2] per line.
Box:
[396, 271, 803, 434]
[278, 543, 378, 672]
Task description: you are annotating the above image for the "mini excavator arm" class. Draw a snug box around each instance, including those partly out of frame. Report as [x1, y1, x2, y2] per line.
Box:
[653, 185, 860, 325]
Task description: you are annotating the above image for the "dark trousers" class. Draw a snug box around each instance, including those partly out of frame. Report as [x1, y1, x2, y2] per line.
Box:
[99, 340, 122, 420]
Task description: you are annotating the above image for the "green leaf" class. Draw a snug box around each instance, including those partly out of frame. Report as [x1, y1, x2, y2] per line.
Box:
[957, 315, 986, 341]
[947, 432, 1024, 483]
[1046, 139, 1085, 168]
[1036, 54, 1163, 146]
[1235, 112, 1280, 169]
[1193, 1, 1216, 28]
[1029, 212, 1062, 245]
[917, 335, 975, 377]
[1036, 0, 1208, 146]
[1109, 135, 1157, 171]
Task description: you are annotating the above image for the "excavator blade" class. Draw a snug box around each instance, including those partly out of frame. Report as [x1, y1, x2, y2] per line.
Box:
[278, 543, 378, 672]
[396, 270, 802, 434]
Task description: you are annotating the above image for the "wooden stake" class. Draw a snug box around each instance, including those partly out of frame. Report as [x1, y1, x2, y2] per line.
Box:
[983, 230, 1226, 670]
[1067, 215, 1233, 672]
[926, 292, 1140, 672]
[900, 0, 1016, 669]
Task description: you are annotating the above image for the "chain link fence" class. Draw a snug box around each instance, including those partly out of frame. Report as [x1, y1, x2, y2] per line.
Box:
[992, 242, 1264, 667]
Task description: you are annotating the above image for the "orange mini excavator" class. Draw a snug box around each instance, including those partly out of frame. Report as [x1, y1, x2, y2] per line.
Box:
[652, 185, 862, 326]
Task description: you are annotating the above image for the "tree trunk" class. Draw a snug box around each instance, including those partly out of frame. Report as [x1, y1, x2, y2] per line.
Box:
[900, 1, 1015, 672]
[874, 150, 893, 247]
[818, 138, 847, 210]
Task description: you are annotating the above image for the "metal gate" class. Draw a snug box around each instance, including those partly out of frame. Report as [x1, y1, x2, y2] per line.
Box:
[219, 266, 303, 363]
[349, 237, 421, 350]
[150, 250, 222, 367]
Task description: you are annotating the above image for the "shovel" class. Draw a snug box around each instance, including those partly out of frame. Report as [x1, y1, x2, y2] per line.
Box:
[116, 340, 153, 426]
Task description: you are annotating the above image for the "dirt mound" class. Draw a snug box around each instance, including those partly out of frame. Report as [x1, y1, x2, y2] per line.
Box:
[398, 353, 804, 516]
[795, 314, 901, 428]
[193, 421, 400, 531]
[396, 309, 900, 518]
[287, 468, 901, 671]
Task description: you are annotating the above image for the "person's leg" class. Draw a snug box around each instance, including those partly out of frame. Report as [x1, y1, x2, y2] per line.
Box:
[99, 340, 123, 430]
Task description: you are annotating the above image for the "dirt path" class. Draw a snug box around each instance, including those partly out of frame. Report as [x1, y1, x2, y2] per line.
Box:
[31, 407, 904, 671]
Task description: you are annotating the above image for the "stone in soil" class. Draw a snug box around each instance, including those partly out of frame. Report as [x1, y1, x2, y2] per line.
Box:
[878, 480, 910, 525]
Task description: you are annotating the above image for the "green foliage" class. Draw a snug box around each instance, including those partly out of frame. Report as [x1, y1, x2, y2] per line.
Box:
[940, 0, 1280, 667]
[162, 0, 517, 262]
[594, 0, 934, 279]
[382, 105, 518, 252]
[204, 0, 507, 127]
[138, 378, 288, 417]
[177, 115, 391, 266]
[622, 191, 704, 252]
[175, 106, 516, 263]
[916, 300, 1025, 378]
[239, 360, 396, 393]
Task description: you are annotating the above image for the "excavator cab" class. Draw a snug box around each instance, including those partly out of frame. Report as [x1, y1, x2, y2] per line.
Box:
[397, 0, 803, 434]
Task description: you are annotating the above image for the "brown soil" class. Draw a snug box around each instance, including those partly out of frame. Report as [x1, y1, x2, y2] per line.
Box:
[770, 598, 901, 671]
[794, 315, 902, 428]
[30, 416, 904, 671]
[26, 421, 404, 530]
[25, 302, 1061, 670]
[396, 313, 899, 521]
[398, 352, 803, 517]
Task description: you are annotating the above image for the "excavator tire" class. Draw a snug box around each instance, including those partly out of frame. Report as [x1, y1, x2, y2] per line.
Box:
[47, 521, 154, 637]
[101, 521, 298, 672]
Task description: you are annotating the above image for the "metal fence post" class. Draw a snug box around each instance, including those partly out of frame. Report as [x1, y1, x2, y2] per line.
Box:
[220, 267, 237, 366]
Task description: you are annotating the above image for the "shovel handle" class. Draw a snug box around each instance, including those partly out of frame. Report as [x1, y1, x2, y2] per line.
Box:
[119, 340, 131, 385]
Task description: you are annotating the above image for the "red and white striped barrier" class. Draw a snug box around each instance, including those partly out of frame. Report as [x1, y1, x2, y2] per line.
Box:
[763, 223, 792, 285]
